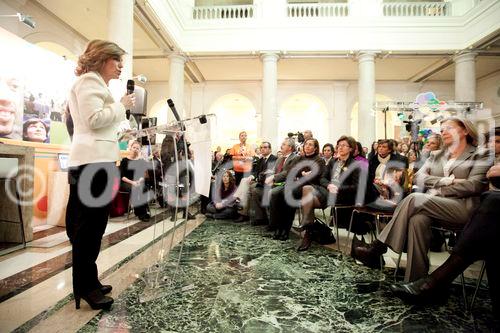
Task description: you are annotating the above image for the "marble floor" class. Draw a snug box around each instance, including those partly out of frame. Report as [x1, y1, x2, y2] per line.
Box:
[0, 212, 494, 332]
[75, 222, 496, 332]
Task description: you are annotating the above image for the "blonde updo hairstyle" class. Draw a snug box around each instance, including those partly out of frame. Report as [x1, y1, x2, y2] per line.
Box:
[75, 40, 126, 76]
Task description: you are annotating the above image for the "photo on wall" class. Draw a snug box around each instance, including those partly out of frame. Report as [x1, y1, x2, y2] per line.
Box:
[0, 27, 76, 145]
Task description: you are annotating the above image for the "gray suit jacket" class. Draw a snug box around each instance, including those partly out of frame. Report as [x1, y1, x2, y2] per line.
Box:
[273, 153, 300, 184]
[415, 144, 492, 212]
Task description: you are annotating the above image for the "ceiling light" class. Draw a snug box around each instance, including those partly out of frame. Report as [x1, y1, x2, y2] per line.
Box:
[0, 13, 36, 29]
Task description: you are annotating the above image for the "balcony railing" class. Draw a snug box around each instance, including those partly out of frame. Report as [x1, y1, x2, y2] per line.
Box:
[287, 3, 349, 18]
[193, 5, 254, 20]
[383, 2, 450, 17]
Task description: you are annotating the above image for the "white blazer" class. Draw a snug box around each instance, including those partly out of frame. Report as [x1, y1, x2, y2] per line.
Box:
[68, 72, 126, 167]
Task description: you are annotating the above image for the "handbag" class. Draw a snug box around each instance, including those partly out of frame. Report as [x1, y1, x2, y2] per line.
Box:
[309, 218, 336, 245]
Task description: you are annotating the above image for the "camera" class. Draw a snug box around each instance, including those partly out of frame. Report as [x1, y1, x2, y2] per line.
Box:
[287, 131, 304, 144]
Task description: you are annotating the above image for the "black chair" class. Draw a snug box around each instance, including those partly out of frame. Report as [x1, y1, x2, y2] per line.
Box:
[347, 206, 394, 266]
[329, 204, 356, 251]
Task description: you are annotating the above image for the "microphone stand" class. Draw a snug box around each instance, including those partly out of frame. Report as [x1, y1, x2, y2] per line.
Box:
[139, 114, 215, 302]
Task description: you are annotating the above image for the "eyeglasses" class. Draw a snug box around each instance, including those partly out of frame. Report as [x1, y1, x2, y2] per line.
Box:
[336, 144, 350, 148]
[260, 146, 270, 149]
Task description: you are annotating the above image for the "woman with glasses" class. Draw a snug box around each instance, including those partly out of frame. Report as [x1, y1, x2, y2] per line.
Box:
[295, 136, 362, 251]
[352, 117, 492, 283]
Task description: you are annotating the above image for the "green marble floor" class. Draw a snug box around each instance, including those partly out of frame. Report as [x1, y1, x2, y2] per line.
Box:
[80, 219, 494, 332]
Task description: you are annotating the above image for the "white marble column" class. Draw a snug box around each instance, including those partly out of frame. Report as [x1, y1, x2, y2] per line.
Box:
[168, 53, 186, 120]
[107, 0, 134, 79]
[332, 82, 350, 140]
[261, 52, 279, 146]
[357, 51, 376, 146]
[454, 52, 477, 102]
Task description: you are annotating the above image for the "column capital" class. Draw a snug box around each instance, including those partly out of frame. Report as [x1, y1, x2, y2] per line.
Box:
[453, 52, 478, 64]
[260, 52, 280, 62]
[357, 51, 377, 63]
[168, 53, 187, 64]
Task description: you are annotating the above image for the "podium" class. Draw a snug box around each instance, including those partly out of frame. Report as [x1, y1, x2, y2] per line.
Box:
[46, 171, 70, 227]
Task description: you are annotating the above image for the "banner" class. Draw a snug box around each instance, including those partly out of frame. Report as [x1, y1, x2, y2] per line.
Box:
[0, 27, 75, 145]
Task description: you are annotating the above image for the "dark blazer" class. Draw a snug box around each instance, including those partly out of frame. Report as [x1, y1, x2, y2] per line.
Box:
[321, 156, 362, 205]
[291, 154, 325, 186]
[366, 153, 408, 203]
[253, 154, 277, 180]
[273, 153, 300, 184]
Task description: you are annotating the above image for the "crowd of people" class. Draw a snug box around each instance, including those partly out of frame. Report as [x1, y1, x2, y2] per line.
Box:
[201, 123, 499, 326]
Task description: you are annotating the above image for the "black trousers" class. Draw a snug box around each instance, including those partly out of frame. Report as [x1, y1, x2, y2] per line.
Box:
[453, 191, 500, 319]
[66, 162, 118, 295]
[270, 185, 297, 234]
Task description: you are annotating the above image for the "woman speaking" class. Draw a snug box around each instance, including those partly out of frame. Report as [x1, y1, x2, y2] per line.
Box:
[66, 40, 135, 310]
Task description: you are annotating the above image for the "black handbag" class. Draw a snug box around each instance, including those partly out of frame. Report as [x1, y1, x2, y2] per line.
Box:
[309, 218, 336, 245]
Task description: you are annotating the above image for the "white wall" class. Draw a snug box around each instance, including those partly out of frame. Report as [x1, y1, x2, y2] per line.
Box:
[477, 72, 500, 125]
[163, 79, 458, 147]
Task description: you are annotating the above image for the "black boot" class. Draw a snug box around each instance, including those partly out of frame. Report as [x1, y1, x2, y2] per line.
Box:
[351, 238, 387, 269]
[75, 289, 114, 310]
[97, 281, 112, 295]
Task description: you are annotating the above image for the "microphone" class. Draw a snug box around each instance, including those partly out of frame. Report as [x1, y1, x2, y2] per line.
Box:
[126, 79, 134, 120]
[167, 98, 185, 130]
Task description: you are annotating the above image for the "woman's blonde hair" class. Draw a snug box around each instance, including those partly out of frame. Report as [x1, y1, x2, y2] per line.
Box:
[441, 116, 478, 146]
[75, 40, 126, 76]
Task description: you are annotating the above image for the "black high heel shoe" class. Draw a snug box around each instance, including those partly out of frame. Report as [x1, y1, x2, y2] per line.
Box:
[297, 230, 312, 251]
[75, 289, 114, 310]
[100, 284, 112, 295]
[292, 221, 313, 232]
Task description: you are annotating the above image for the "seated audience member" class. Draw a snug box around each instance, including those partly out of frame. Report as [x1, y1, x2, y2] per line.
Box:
[23, 118, 49, 143]
[201, 151, 229, 214]
[146, 145, 164, 206]
[119, 141, 151, 222]
[352, 117, 492, 282]
[322, 143, 335, 165]
[416, 133, 443, 169]
[365, 139, 408, 209]
[390, 162, 500, 328]
[398, 142, 410, 156]
[205, 170, 237, 219]
[487, 126, 500, 164]
[367, 141, 379, 161]
[353, 141, 368, 170]
[273, 138, 325, 242]
[234, 141, 277, 223]
[250, 138, 299, 228]
[296, 136, 362, 251]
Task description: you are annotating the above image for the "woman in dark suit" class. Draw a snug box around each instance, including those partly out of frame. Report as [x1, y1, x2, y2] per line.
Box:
[296, 135, 362, 251]
[275, 138, 325, 242]
[352, 117, 492, 282]
[66, 40, 135, 310]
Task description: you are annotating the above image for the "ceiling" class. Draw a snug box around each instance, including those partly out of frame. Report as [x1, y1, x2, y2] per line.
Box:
[35, 0, 500, 83]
